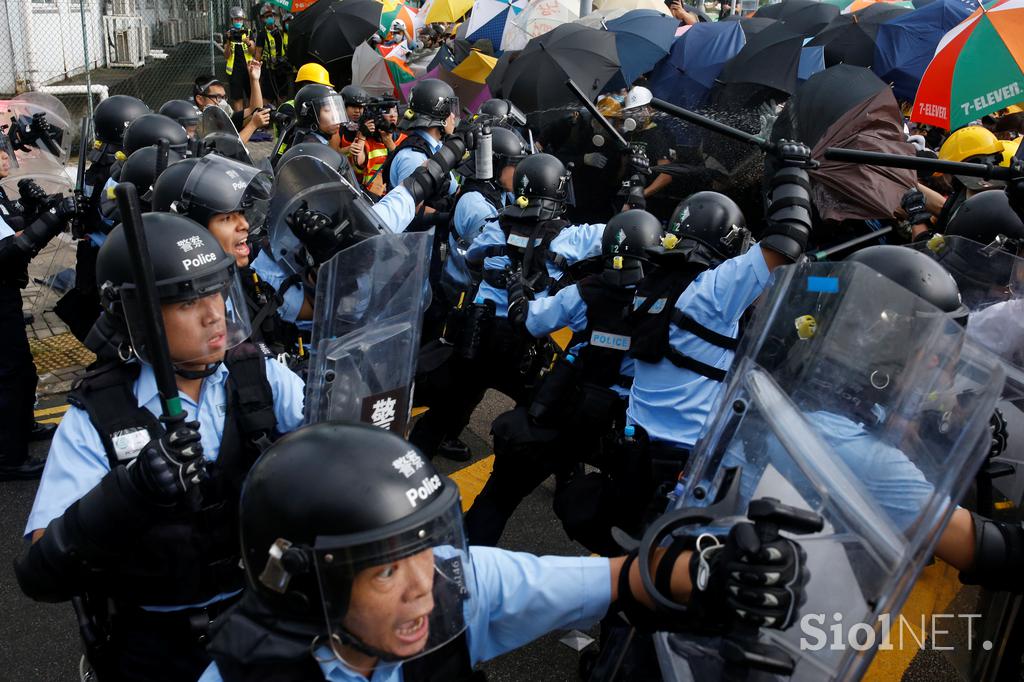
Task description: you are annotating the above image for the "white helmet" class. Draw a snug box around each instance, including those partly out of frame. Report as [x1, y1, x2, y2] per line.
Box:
[391, 19, 406, 35]
[623, 86, 653, 112]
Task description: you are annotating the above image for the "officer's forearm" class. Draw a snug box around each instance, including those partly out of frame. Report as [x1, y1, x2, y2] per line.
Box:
[935, 507, 976, 572]
[0, 235, 33, 269]
[15, 467, 161, 602]
[608, 548, 695, 608]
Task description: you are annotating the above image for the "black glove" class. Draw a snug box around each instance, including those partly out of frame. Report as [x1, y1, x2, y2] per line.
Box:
[627, 146, 651, 179]
[507, 276, 529, 327]
[452, 119, 484, 151]
[13, 206, 65, 256]
[286, 201, 342, 266]
[691, 522, 809, 630]
[988, 408, 1009, 460]
[17, 179, 48, 214]
[401, 136, 467, 205]
[900, 188, 931, 227]
[128, 419, 205, 503]
[775, 140, 816, 169]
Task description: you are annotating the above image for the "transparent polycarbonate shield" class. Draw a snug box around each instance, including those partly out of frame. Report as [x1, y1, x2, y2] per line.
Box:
[0, 151, 73, 198]
[908, 234, 1024, 680]
[23, 231, 76, 315]
[199, 106, 253, 165]
[304, 232, 432, 434]
[5, 91, 72, 164]
[267, 155, 388, 278]
[656, 260, 1004, 682]
[181, 154, 272, 233]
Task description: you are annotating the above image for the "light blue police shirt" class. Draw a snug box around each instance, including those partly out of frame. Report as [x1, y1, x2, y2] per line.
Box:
[387, 130, 458, 196]
[468, 222, 604, 318]
[24, 358, 305, 609]
[627, 244, 772, 447]
[197, 546, 611, 682]
[526, 284, 635, 397]
[443, 190, 511, 293]
[0, 212, 14, 239]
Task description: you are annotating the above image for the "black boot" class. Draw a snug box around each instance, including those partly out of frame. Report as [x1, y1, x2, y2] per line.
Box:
[437, 438, 472, 463]
[0, 457, 46, 481]
[29, 421, 57, 442]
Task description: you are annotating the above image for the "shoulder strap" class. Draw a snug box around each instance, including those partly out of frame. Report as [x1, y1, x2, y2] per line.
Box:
[68, 361, 162, 468]
[382, 133, 434, 192]
[224, 343, 278, 449]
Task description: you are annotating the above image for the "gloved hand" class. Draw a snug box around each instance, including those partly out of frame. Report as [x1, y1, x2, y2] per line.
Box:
[128, 420, 205, 503]
[584, 152, 608, 169]
[17, 179, 48, 214]
[988, 408, 1009, 460]
[757, 100, 780, 139]
[286, 201, 341, 266]
[775, 140, 816, 169]
[452, 120, 484, 151]
[692, 521, 809, 629]
[13, 204, 67, 256]
[627, 146, 650, 178]
[507, 275, 529, 327]
[900, 188, 931, 227]
[401, 136, 467, 205]
[624, 181, 646, 210]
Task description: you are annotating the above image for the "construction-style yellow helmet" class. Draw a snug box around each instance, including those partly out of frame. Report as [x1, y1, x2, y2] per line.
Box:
[938, 125, 1004, 163]
[1002, 137, 1021, 167]
[295, 63, 333, 88]
[596, 95, 622, 120]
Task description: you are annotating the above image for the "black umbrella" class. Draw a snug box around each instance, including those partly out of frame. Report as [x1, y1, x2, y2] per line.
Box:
[806, 4, 910, 67]
[287, 0, 382, 65]
[721, 16, 780, 38]
[755, 0, 839, 36]
[716, 21, 804, 96]
[486, 24, 621, 113]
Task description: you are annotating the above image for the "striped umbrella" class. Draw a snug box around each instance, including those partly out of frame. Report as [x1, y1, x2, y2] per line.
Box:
[842, 0, 914, 12]
[912, 0, 1024, 130]
[379, 0, 418, 40]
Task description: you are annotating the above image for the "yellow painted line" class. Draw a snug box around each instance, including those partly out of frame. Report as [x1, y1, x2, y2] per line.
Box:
[411, 406, 429, 418]
[449, 455, 494, 512]
[862, 559, 963, 681]
[37, 416, 64, 425]
[551, 327, 572, 351]
[34, 404, 69, 417]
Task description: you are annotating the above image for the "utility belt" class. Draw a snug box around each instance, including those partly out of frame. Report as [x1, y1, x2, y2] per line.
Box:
[529, 353, 630, 430]
[445, 296, 494, 361]
[616, 424, 690, 489]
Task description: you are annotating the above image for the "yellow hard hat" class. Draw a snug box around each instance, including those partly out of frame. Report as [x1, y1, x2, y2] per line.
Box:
[938, 125, 1004, 163]
[295, 63, 333, 87]
[596, 95, 622, 120]
[1002, 137, 1021, 167]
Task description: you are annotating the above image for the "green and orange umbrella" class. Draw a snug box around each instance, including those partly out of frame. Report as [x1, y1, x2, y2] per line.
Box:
[912, 0, 1024, 130]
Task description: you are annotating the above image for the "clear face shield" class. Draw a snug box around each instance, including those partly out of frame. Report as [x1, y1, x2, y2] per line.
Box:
[313, 95, 349, 134]
[311, 484, 473, 669]
[119, 256, 252, 366]
[0, 133, 19, 179]
[182, 154, 273, 233]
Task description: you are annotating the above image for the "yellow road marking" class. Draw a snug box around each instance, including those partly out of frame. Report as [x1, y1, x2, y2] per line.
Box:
[551, 327, 572, 351]
[863, 560, 963, 681]
[411, 406, 428, 418]
[37, 416, 64, 425]
[34, 404, 70, 417]
[449, 455, 494, 512]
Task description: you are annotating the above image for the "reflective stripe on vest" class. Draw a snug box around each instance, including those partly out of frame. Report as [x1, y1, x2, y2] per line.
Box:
[225, 31, 253, 76]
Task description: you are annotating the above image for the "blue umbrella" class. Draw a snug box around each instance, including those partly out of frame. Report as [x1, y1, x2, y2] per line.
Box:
[601, 9, 680, 86]
[647, 21, 746, 109]
[798, 45, 825, 82]
[873, 0, 978, 101]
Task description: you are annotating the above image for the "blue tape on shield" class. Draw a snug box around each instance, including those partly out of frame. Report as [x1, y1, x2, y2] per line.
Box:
[807, 276, 839, 293]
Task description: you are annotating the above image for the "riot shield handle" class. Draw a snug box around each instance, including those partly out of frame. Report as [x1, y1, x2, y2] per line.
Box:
[720, 497, 823, 679]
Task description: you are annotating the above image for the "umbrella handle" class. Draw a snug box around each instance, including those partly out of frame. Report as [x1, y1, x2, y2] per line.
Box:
[649, 97, 776, 153]
[564, 78, 630, 151]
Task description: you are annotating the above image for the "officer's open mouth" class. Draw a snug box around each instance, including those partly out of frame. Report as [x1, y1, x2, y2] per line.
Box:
[394, 614, 429, 644]
[234, 238, 250, 258]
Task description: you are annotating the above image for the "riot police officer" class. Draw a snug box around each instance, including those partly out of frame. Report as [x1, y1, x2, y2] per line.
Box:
[159, 99, 202, 139]
[196, 421, 810, 681]
[383, 78, 459, 195]
[289, 83, 347, 148]
[0, 191, 78, 480]
[15, 212, 305, 680]
[464, 210, 664, 547]
[55, 94, 150, 342]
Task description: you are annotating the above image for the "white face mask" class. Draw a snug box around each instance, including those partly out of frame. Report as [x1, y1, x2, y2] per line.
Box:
[217, 100, 234, 117]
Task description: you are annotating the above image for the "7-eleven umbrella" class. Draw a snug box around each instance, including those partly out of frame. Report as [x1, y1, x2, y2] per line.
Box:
[912, 0, 1024, 130]
[379, 0, 418, 40]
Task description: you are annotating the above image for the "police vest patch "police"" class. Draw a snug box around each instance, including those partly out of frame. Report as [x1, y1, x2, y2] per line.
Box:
[590, 330, 631, 351]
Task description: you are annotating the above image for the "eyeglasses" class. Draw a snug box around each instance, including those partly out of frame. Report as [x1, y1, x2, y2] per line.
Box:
[203, 93, 227, 102]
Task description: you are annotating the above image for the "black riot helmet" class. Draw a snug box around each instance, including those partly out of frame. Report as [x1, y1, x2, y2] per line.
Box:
[459, 126, 529, 181]
[123, 113, 189, 156]
[294, 84, 347, 130]
[655, 191, 750, 267]
[478, 98, 527, 128]
[601, 210, 664, 286]
[152, 155, 272, 229]
[340, 84, 371, 108]
[237, 422, 472, 664]
[277, 141, 360, 188]
[401, 79, 459, 131]
[946, 190, 1024, 255]
[96, 211, 252, 367]
[846, 245, 969, 326]
[503, 153, 571, 220]
[118, 145, 186, 204]
[93, 95, 151, 148]
[159, 99, 202, 131]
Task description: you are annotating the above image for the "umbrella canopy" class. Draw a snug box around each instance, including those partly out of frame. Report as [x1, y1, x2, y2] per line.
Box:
[465, 0, 528, 48]
[843, 0, 913, 12]
[379, 0, 418, 40]
[873, 0, 977, 101]
[601, 9, 680, 85]
[755, 0, 840, 35]
[798, 44, 827, 80]
[594, 0, 674, 12]
[426, 0, 475, 22]
[648, 21, 746, 108]
[771, 64, 917, 221]
[352, 42, 399, 95]
[808, 3, 911, 67]
[486, 23, 621, 111]
[503, 0, 580, 50]
[717, 20, 805, 94]
[288, 0, 383, 65]
[451, 48, 499, 82]
[721, 16, 780, 37]
[912, 0, 1024, 130]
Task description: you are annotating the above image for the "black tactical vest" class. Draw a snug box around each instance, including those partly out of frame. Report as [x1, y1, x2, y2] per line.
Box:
[240, 266, 302, 356]
[574, 274, 639, 388]
[381, 132, 434, 193]
[66, 343, 279, 605]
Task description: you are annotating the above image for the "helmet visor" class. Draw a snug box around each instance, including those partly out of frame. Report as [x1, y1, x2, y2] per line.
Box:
[183, 154, 273, 230]
[121, 259, 252, 365]
[312, 484, 473, 668]
[314, 94, 349, 128]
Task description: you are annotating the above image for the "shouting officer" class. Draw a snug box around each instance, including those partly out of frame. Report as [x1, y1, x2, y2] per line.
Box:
[198, 422, 811, 681]
[15, 212, 305, 681]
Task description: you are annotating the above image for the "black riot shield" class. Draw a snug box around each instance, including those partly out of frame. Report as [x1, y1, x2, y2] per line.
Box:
[198, 105, 253, 166]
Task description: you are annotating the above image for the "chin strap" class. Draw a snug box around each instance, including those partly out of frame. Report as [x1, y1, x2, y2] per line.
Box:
[174, 362, 222, 380]
[330, 627, 406, 664]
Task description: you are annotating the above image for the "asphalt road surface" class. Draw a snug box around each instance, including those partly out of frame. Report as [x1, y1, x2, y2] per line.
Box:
[0, 389, 598, 681]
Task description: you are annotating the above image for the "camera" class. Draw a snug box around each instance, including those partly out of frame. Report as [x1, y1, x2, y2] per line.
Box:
[227, 28, 245, 42]
[358, 96, 400, 139]
[260, 106, 291, 128]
